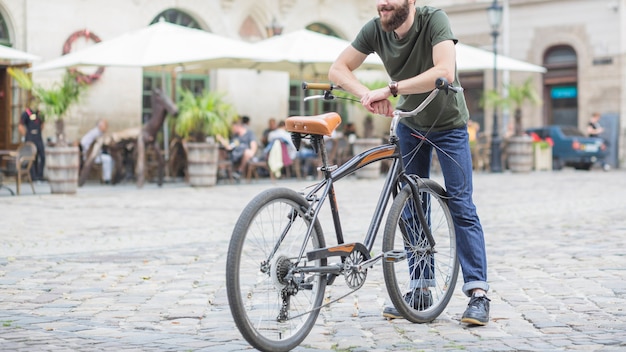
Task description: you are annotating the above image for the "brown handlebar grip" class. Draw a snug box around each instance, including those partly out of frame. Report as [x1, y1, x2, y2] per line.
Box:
[302, 82, 334, 91]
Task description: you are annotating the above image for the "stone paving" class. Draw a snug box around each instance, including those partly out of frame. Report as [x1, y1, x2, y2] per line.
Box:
[1, 168, 626, 351]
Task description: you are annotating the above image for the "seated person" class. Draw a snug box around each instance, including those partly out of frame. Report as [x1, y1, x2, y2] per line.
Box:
[217, 120, 258, 179]
[80, 119, 114, 184]
[265, 120, 297, 161]
[264, 120, 298, 178]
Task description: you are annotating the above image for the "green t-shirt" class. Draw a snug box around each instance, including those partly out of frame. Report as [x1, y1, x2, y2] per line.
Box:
[352, 6, 469, 131]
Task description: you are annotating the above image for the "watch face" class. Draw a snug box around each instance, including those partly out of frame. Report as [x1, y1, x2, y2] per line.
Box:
[389, 81, 398, 96]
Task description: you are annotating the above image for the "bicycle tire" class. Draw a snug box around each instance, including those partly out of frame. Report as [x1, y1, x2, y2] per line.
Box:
[226, 187, 326, 352]
[382, 178, 459, 323]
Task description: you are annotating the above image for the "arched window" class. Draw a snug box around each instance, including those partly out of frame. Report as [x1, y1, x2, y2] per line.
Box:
[543, 46, 578, 126]
[143, 9, 208, 124]
[0, 12, 9, 46]
[150, 9, 201, 29]
[306, 23, 340, 38]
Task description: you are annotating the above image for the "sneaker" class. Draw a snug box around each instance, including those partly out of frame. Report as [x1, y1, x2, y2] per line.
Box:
[461, 294, 490, 326]
[382, 289, 433, 319]
[233, 171, 241, 181]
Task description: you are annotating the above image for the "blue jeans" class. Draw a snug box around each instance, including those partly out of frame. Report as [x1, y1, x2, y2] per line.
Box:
[397, 123, 489, 297]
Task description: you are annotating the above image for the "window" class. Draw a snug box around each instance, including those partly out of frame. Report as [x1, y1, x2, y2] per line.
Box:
[143, 9, 205, 123]
[306, 23, 340, 38]
[142, 72, 172, 124]
[150, 9, 201, 29]
[288, 80, 344, 119]
[176, 73, 209, 99]
[10, 76, 27, 145]
[0, 13, 9, 46]
[459, 73, 485, 130]
[543, 46, 578, 126]
[287, 24, 343, 119]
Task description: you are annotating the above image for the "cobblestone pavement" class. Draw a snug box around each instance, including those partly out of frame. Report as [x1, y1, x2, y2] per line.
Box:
[1, 169, 626, 351]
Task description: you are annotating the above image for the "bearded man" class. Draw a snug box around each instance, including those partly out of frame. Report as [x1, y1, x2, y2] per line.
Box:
[329, 0, 490, 326]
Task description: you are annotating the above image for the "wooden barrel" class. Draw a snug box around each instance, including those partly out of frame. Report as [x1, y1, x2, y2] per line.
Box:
[352, 138, 382, 179]
[186, 142, 218, 187]
[506, 135, 533, 173]
[46, 146, 79, 194]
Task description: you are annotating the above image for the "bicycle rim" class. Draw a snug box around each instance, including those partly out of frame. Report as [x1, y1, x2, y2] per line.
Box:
[382, 179, 459, 323]
[226, 188, 326, 352]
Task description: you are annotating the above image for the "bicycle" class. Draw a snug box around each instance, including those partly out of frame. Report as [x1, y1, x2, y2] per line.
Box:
[226, 78, 463, 352]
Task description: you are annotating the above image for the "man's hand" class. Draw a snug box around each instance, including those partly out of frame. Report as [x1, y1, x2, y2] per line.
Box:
[360, 87, 394, 117]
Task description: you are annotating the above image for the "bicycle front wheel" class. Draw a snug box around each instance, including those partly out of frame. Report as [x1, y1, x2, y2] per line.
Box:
[382, 178, 459, 323]
[226, 187, 326, 352]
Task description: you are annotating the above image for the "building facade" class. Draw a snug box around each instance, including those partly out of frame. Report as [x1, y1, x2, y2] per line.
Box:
[1, 0, 624, 167]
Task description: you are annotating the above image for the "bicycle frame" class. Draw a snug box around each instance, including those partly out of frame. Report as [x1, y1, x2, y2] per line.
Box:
[302, 141, 402, 254]
[292, 84, 448, 270]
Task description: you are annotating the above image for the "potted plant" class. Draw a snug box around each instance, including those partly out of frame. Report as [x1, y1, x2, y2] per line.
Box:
[8, 68, 87, 193]
[173, 88, 236, 186]
[482, 78, 541, 172]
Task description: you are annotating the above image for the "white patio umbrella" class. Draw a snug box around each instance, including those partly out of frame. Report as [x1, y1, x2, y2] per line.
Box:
[0, 45, 40, 64]
[251, 29, 385, 114]
[28, 21, 277, 162]
[251, 29, 385, 77]
[250, 30, 545, 76]
[456, 43, 546, 73]
[29, 21, 272, 72]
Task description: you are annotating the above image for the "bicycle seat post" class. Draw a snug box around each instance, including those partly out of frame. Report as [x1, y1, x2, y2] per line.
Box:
[313, 135, 334, 178]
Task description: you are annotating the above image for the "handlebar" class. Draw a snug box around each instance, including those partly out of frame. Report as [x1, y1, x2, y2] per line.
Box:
[302, 77, 463, 138]
[302, 82, 335, 91]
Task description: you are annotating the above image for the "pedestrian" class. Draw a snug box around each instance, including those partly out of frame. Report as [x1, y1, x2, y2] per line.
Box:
[587, 112, 610, 171]
[329, 0, 490, 325]
[18, 97, 45, 181]
[80, 119, 114, 184]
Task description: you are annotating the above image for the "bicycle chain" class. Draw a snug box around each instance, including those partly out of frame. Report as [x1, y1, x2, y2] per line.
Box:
[284, 284, 361, 321]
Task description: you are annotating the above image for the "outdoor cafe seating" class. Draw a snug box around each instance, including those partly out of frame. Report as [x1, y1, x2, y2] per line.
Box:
[0, 142, 37, 195]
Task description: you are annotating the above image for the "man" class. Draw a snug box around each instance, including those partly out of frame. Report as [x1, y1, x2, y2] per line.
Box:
[261, 117, 277, 147]
[329, 0, 490, 325]
[80, 119, 113, 184]
[217, 120, 258, 180]
[18, 97, 45, 181]
[587, 112, 610, 171]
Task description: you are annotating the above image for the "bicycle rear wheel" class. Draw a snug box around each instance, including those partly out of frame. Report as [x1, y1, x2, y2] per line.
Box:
[226, 187, 326, 352]
[382, 178, 459, 323]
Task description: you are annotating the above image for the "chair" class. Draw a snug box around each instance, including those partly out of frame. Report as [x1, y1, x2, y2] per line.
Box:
[0, 142, 37, 195]
[247, 140, 297, 182]
[78, 142, 103, 182]
[217, 148, 234, 184]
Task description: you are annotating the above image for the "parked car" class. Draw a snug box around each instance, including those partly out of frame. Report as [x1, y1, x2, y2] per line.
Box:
[525, 125, 607, 170]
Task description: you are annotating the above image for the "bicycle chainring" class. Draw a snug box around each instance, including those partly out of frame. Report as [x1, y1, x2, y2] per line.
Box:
[344, 250, 367, 290]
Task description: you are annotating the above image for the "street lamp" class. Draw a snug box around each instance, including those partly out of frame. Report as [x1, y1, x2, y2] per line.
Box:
[487, 0, 503, 172]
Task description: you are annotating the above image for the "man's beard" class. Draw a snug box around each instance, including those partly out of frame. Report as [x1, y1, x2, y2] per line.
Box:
[379, 0, 411, 32]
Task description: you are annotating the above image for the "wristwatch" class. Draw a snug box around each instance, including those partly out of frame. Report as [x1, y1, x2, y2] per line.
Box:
[388, 81, 398, 97]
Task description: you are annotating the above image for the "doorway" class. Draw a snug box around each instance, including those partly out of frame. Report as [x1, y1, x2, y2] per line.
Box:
[543, 46, 578, 126]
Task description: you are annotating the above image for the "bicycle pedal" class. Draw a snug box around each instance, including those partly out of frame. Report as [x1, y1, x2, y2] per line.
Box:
[383, 249, 406, 262]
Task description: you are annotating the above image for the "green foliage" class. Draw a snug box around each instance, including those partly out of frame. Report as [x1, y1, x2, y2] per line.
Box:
[481, 78, 541, 136]
[7, 67, 86, 121]
[174, 88, 236, 142]
[481, 78, 541, 111]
